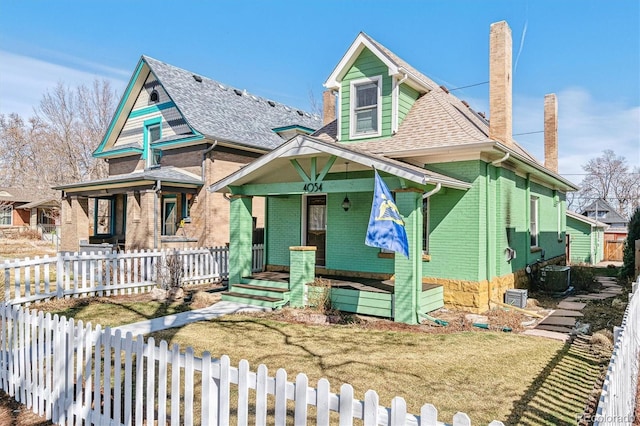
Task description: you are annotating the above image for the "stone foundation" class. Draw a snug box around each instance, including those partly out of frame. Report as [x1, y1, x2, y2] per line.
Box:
[425, 256, 565, 313]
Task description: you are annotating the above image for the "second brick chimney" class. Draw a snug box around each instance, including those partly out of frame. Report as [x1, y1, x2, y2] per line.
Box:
[322, 90, 336, 126]
[544, 93, 559, 173]
[489, 21, 513, 147]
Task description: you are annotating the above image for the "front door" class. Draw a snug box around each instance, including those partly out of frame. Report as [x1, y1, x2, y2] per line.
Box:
[163, 198, 177, 236]
[305, 195, 326, 266]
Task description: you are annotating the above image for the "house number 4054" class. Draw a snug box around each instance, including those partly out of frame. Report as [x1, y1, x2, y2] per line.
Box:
[303, 183, 323, 192]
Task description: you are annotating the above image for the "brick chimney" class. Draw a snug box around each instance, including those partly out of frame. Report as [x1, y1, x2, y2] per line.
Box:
[544, 93, 558, 173]
[489, 21, 513, 146]
[322, 90, 336, 126]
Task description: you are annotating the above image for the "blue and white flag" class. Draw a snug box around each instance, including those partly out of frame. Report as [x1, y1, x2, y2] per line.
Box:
[365, 170, 409, 257]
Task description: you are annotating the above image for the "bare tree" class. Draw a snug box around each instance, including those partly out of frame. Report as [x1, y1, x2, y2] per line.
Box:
[574, 150, 640, 219]
[0, 79, 118, 187]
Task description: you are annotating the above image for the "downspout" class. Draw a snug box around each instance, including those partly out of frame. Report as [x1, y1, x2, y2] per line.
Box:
[153, 180, 161, 249]
[392, 73, 409, 134]
[487, 152, 509, 308]
[415, 183, 441, 320]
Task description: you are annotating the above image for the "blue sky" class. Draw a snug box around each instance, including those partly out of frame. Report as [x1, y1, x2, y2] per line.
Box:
[0, 0, 638, 182]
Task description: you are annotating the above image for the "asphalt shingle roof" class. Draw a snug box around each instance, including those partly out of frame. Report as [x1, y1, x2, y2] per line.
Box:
[0, 187, 57, 203]
[144, 56, 322, 151]
[314, 33, 539, 164]
[581, 199, 629, 226]
[54, 167, 203, 190]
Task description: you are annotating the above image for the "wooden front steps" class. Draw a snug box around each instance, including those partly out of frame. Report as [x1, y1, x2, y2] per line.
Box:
[221, 278, 290, 309]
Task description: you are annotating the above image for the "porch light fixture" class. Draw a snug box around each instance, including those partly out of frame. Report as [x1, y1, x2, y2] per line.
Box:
[342, 162, 351, 211]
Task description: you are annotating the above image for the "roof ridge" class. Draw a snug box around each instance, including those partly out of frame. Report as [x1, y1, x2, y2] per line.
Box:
[143, 55, 319, 118]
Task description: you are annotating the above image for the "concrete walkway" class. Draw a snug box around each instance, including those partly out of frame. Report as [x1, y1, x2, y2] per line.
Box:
[112, 301, 271, 336]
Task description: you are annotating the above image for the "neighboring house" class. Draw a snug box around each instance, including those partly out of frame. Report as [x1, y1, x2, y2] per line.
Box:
[0, 187, 59, 237]
[581, 198, 628, 242]
[54, 56, 321, 252]
[566, 210, 608, 265]
[209, 21, 578, 323]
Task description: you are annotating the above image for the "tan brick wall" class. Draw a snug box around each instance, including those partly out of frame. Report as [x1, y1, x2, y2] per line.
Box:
[109, 157, 141, 175]
[544, 94, 558, 173]
[489, 21, 513, 146]
[322, 90, 336, 126]
[59, 197, 89, 252]
[169, 148, 264, 248]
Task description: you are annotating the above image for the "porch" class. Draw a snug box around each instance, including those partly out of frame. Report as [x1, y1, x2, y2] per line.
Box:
[222, 270, 444, 319]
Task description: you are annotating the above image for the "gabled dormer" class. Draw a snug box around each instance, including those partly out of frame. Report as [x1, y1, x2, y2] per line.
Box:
[323, 33, 434, 143]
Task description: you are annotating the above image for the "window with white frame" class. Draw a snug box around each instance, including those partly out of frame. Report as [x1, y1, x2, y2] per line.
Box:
[350, 76, 382, 138]
[530, 196, 539, 248]
[0, 204, 12, 226]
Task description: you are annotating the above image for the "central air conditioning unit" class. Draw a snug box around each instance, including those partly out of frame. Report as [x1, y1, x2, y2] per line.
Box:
[505, 289, 528, 309]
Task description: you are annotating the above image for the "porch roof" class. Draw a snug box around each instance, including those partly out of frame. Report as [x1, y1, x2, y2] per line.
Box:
[54, 167, 203, 196]
[16, 198, 60, 210]
[208, 135, 471, 194]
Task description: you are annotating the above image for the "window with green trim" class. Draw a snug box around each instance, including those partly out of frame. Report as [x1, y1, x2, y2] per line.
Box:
[145, 123, 162, 168]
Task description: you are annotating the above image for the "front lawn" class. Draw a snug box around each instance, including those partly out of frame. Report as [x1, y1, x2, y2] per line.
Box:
[149, 314, 566, 424]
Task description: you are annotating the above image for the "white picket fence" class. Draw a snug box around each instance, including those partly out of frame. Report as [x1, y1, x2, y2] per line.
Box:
[594, 274, 640, 426]
[1, 245, 264, 304]
[0, 303, 504, 425]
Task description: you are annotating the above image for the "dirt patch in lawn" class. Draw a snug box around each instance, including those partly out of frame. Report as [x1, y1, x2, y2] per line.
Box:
[0, 390, 52, 426]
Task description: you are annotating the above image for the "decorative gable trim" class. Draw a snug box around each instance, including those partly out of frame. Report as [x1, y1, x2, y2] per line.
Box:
[93, 57, 147, 157]
[324, 33, 399, 90]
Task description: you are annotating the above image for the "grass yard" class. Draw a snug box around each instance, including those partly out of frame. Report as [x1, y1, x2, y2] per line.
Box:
[148, 314, 568, 424]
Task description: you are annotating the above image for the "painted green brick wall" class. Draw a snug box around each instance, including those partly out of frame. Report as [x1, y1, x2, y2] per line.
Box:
[530, 181, 566, 261]
[326, 191, 394, 274]
[567, 216, 594, 264]
[340, 48, 392, 141]
[398, 84, 420, 126]
[425, 160, 566, 282]
[424, 161, 484, 281]
[266, 196, 301, 266]
[495, 168, 528, 276]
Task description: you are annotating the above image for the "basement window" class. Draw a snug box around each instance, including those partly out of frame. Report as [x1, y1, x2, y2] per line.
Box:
[350, 76, 382, 138]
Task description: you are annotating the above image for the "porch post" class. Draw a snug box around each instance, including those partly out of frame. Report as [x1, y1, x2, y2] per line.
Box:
[393, 190, 423, 324]
[289, 246, 316, 307]
[229, 195, 253, 288]
[59, 196, 89, 252]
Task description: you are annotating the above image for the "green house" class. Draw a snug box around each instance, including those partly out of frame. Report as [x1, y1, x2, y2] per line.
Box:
[209, 22, 577, 323]
[566, 210, 607, 265]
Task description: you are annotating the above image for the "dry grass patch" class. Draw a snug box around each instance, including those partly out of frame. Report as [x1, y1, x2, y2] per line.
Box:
[149, 315, 563, 424]
[0, 239, 56, 260]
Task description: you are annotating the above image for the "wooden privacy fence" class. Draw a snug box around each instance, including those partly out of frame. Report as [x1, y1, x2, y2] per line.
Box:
[594, 274, 640, 426]
[0, 304, 504, 426]
[1, 245, 264, 304]
[604, 240, 624, 262]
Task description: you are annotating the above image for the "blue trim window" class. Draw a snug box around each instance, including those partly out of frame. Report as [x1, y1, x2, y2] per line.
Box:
[143, 117, 162, 169]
